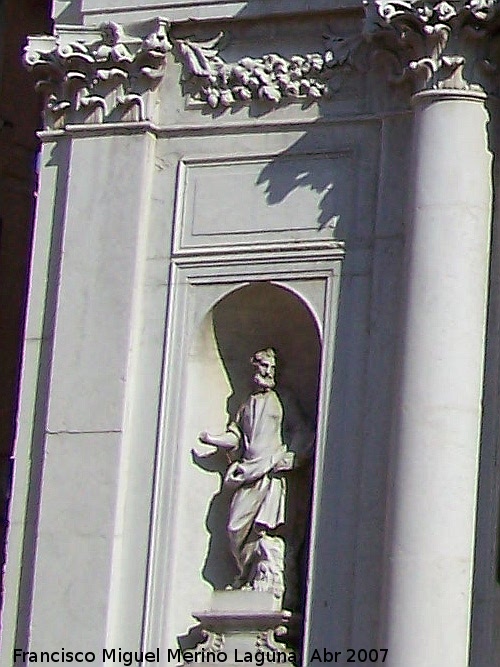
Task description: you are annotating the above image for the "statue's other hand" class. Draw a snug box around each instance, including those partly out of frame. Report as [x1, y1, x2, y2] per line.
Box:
[274, 451, 295, 472]
[224, 462, 245, 489]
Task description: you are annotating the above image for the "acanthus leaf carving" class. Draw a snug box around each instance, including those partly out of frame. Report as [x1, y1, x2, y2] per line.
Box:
[198, 629, 225, 653]
[365, 0, 500, 92]
[374, 0, 498, 24]
[24, 19, 170, 128]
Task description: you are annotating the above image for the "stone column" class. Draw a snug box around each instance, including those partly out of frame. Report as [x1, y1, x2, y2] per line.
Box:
[386, 87, 491, 667]
[369, 2, 498, 664]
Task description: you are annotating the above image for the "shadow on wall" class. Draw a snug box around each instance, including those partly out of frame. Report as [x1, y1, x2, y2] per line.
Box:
[53, 0, 83, 24]
[256, 157, 341, 233]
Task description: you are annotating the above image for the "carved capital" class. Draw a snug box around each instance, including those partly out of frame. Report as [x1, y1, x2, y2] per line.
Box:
[365, 0, 500, 92]
[24, 18, 170, 128]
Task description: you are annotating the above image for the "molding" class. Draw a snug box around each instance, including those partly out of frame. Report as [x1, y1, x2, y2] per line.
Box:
[365, 0, 500, 93]
[24, 19, 170, 128]
[412, 86, 488, 104]
[37, 121, 156, 140]
[35, 111, 409, 142]
[171, 241, 346, 267]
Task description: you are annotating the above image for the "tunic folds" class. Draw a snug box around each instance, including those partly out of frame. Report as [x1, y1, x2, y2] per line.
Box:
[224, 390, 291, 579]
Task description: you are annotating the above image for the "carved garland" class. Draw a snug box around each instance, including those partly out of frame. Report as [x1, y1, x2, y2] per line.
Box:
[174, 32, 359, 108]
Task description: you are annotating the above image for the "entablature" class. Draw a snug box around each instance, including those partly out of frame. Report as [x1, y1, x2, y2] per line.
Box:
[26, 0, 500, 131]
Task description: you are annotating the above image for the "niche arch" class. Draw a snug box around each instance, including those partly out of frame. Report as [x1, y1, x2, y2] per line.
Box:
[211, 281, 321, 424]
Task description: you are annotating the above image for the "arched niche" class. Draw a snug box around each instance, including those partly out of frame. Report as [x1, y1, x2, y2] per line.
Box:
[212, 282, 321, 426]
[172, 281, 322, 646]
[152, 251, 344, 661]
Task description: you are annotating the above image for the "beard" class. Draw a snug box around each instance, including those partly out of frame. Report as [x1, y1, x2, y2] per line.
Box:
[253, 371, 275, 391]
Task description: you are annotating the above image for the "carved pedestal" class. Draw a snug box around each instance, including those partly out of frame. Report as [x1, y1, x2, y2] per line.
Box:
[187, 592, 297, 666]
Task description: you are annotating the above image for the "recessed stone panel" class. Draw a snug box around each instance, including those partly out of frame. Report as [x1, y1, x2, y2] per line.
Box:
[175, 151, 355, 252]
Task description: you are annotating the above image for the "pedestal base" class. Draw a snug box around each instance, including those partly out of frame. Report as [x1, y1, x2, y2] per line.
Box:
[185, 591, 298, 666]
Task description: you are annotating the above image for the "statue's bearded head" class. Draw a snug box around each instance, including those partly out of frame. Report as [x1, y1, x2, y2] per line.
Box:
[251, 348, 276, 391]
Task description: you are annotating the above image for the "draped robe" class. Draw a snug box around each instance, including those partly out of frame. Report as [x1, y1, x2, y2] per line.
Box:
[224, 389, 291, 581]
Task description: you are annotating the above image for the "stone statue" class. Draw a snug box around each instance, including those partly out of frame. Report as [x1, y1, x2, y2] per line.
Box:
[199, 348, 295, 600]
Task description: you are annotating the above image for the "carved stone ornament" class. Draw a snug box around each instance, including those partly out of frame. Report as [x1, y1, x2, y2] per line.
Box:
[365, 0, 500, 92]
[24, 19, 170, 128]
[174, 31, 362, 109]
[198, 629, 225, 653]
[198, 348, 297, 602]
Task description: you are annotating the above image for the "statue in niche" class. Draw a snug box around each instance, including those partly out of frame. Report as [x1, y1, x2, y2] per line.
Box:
[199, 348, 309, 602]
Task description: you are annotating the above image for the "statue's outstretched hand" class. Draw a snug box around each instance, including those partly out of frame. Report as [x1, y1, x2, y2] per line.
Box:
[191, 432, 219, 458]
[197, 429, 239, 450]
[192, 447, 218, 458]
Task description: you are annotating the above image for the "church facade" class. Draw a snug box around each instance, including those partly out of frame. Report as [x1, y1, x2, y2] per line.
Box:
[1, 1, 500, 665]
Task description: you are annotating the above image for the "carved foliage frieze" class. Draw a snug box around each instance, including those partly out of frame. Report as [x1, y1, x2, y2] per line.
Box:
[366, 0, 500, 92]
[26, 18, 363, 124]
[174, 31, 360, 109]
[24, 19, 170, 128]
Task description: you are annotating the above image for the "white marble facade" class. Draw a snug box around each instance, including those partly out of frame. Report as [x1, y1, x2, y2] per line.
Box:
[2, 0, 500, 666]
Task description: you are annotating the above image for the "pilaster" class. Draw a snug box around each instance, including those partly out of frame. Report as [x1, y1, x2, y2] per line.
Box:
[2, 17, 169, 663]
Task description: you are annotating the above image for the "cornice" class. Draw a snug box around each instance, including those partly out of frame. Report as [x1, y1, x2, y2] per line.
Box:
[79, 1, 363, 23]
[365, 0, 500, 92]
[24, 18, 170, 129]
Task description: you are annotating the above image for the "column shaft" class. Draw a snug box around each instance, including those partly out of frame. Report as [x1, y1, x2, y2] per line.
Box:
[385, 90, 492, 666]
